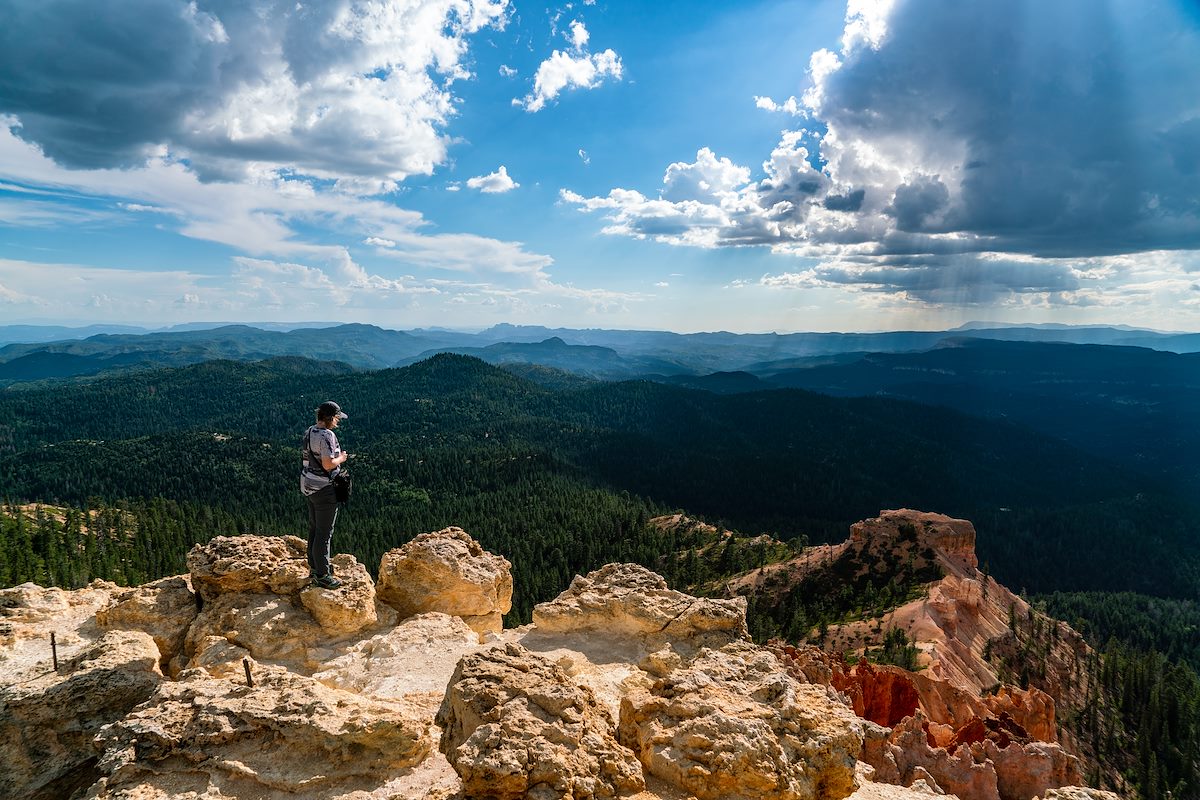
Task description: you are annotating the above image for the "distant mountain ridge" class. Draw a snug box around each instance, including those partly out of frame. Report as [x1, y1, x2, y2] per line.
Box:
[2, 321, 1198, 387]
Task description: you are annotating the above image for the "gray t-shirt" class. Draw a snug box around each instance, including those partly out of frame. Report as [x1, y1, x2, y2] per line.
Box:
[300, 425, 342, 496]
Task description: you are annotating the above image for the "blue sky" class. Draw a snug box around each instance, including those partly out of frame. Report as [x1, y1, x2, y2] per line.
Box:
[0, 0, 1198, 332]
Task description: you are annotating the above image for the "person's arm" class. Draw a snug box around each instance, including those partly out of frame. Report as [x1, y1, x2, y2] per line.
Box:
[320, 451, 348, 471]
[319, 431, 348, 471]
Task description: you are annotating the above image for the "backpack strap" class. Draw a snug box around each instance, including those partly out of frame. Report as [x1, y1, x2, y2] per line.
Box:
[302, 426, 331, 477]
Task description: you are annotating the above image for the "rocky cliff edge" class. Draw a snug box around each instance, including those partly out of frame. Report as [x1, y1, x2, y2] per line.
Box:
[0, 519, 1118, 800]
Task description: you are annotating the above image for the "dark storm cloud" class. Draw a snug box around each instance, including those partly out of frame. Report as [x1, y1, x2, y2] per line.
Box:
[814, 0, 1200, 257]
[0, 0, 506, 184]
[566, 0, 1200, 303]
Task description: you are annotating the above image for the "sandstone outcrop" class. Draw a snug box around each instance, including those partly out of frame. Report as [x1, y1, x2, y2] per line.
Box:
[184, 589, 328, 672]
[0, 518, 1125, 800]
[1, 581, 119, 674]
[861, 714, 1081, 800]
[1035, 790, 1122, 800]
[186, 534, 312, 601]
[438, 642, 645, 799]
[96, 575, 197, 671]
[772, 611, 1078, 800]
[984, 686, 1057, 745]
[851, 510, 979, 571]
[0, 630, 162, 799]
[377, 527, 513, 635]
[832, 658, 922, 728]
[618, 641, 863, 800]
[533, 562, 748, 647]
[181, 538, 384, 674]
[298, 552, 378, 635]
[89, 665, 430, 799]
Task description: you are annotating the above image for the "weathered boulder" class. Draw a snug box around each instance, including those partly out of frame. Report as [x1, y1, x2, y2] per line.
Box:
[1, 581, 118, 670]
[0, 630, 162, 799]
[851, 776, 964, 800]
[771, 642, 837, 686]
[95, 575, 197, 670]
[187, 534, 311, 601]
[377, 527, 513, 635]
[533, 563, 748, 646]
[89, 665, 430, 799]
[1, 582, 73, 627]
[437, 642, 645, 799]
[618, 641, 863, 800]
[183, 540, 381, 674]
[988, 739, 1082, 800]
[298, 552, 378, 635]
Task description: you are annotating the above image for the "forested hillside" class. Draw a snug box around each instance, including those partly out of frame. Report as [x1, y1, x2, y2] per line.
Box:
[2, 354, 1198, 614]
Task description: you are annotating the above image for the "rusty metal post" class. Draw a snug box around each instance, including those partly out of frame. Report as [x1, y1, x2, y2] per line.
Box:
[51, 631, 58, 672]
[243, 657, 254, 687]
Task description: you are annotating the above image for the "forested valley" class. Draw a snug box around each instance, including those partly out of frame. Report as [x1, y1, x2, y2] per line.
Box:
[3, 354, 1200, 798]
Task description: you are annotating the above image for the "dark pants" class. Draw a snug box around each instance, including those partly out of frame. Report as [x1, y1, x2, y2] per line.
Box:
[306, 485, 338, 578]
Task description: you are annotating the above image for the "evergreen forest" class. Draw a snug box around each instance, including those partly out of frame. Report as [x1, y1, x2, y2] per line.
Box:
[2, 353, 1199, 797]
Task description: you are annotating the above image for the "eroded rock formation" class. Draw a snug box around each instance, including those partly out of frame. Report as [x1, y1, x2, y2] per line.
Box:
[438, 642, 645, 799]
[0, 517, 1117, 800]
[0, 630, 162, 799]
[533, 562, 748, 647]
[619, 641, 863, 800]
[95, 575, 197, 672]
[377, 526, 513, 635]
[90, 665, 430, 799]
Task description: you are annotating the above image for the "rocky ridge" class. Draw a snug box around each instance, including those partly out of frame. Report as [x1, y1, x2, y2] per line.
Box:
[0, 516, 1115, 800]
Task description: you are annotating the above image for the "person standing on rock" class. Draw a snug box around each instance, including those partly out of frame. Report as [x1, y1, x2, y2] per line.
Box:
[301, 401, 349, 589]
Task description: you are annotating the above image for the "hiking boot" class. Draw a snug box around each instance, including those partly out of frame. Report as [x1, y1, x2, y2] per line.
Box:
[312, 574, 343, 589]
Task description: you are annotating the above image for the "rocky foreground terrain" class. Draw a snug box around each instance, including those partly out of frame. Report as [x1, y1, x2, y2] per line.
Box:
[1, 512, 1121, 800]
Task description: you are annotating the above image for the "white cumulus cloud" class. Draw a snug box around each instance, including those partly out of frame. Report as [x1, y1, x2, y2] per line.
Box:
[517, 19, 622, 112]
[467, 165, 520, 193]
[0, 0, 510, 192]
[568, 20, 590, 49]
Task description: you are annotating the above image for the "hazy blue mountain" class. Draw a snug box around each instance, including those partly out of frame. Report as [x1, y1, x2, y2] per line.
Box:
[0, 351, 160, 382]
[1116, 332, 1200, 352]
[752, 337, 1200, 489]
[0, 324, 150, 345]
[397, 337, 697, 378]
[0, 322, 1195, 386]
[0, 323, 441, 373]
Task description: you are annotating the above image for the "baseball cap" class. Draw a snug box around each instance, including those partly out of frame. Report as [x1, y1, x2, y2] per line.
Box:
[317, 401, 348, 420]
